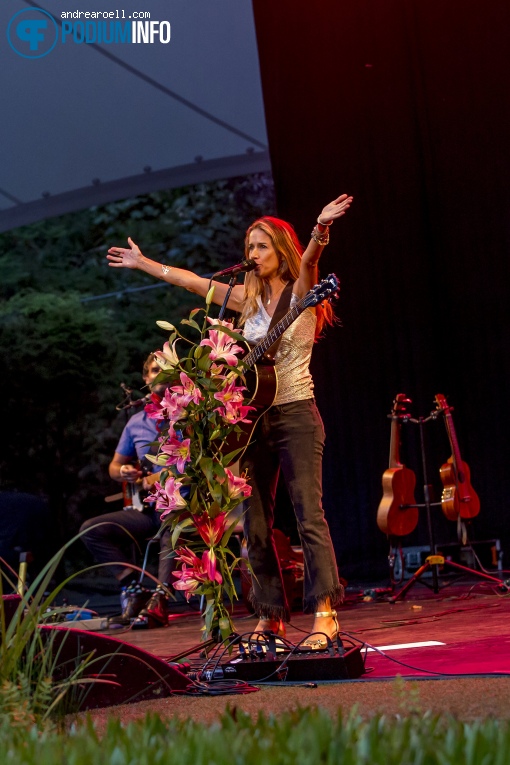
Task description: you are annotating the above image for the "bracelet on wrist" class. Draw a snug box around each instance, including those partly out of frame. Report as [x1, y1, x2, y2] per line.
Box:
[317, 216, 334, 227]
[311, 225, 330, 246]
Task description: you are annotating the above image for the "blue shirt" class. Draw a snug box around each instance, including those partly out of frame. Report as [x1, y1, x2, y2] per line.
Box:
[115, 411, 160, 469]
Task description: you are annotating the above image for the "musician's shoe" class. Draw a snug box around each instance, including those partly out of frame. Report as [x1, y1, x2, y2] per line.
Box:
[300, 610, 342, 651]
[252, 618, 286, 638]
[132, 585, 169, 629]
[110, 582, 151, 626]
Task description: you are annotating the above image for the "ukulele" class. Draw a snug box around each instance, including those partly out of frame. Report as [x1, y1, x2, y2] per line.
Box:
[377, 394, 418, 536]
[222, 274, 339, 462]
[434, 393, 480, 520]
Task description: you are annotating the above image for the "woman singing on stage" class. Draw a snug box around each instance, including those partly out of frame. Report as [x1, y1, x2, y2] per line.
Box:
[107, 192, 352, 647]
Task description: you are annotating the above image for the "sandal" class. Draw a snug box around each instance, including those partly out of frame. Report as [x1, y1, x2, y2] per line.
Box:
[253, 618, 286, 638]
[301, 609, 340, 650]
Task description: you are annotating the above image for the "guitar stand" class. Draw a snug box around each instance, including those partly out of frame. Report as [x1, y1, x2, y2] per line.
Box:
[388, 413, 507, 604]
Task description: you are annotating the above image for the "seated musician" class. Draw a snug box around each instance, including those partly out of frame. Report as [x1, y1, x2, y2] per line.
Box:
[80, 353, 173, 628]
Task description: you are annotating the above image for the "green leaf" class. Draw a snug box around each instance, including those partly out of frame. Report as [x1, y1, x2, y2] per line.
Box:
[221, 447, 244, 465]
[171, 517, 194, 549]
[197, 352, 212, 372]
[213, 462, 226, 481]
[199, 457, 214, 482]
[181, 318, 202, 332]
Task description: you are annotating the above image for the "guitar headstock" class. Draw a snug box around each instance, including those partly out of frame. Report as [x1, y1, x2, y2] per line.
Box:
[389, 393, 412, 421]
[303, 274, 340, 307]
[434, 393, 452, 415]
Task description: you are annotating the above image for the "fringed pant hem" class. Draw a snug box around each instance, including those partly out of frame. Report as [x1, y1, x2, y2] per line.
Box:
[302, 584, 345, 615]
[248, 589, 290, 622]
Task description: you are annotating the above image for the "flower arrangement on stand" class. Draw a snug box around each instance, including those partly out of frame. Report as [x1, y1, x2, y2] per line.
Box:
[144, 288, 254, 642]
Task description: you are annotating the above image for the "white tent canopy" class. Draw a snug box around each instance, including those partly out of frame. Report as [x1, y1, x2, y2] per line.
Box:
[0, 0, 270, 232]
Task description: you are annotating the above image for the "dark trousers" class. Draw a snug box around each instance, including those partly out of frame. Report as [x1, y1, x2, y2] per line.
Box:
[80, 508, 174, 585]
[241, 398, 342, 619]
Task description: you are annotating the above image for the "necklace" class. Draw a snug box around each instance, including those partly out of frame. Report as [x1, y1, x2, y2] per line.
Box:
[266, 282, 285, 306]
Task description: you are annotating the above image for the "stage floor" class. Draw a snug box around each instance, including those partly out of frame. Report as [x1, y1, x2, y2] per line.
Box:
[101, 581, 510, 676]
[62, 577, 510, 723]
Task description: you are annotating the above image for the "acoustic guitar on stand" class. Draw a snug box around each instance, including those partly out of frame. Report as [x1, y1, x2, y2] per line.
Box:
[434, 393, 480, 521]
[377, 393, 418, 536]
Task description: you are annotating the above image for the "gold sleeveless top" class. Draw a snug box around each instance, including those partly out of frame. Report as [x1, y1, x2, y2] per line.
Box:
[243, 294, 316, 405]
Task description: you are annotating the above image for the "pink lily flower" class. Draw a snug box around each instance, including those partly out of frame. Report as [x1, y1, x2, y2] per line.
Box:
[159, 388, 188, 422]
[213, 379, 246, 407]
[171, 372, 204, 407]
[154, 340, 180, 370]
[224, 469, 252, 500]
[146, 476, 188, 520]
[210, 362, 226, 376]
[160, 436, 191, 474]
[199, 327, 245, 367]
[214, 401, 256, 425]
[172, 548, 223, 600]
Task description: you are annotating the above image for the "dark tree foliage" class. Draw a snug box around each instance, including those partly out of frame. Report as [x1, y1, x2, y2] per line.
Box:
[0, 173, 275, 558]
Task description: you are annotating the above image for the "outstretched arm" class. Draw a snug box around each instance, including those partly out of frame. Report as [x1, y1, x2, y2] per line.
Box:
[294, 194, 353, 298]
[107, 238, 245, 312]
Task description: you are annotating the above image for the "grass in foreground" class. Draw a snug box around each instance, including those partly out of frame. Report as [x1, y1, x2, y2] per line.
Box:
[2, 707, 510, 765]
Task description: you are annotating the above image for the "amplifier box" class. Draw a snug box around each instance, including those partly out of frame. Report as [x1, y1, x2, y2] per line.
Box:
[398, 546, 432, 579]
[436, 539, 502, 572]
[398, 540, 503, 579]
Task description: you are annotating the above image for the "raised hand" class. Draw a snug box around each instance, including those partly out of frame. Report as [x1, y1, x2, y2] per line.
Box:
[107, 237, 143, 269]
[318, 194, 353, 225]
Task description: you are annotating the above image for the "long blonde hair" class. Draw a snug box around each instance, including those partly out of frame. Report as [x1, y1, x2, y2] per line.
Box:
[239, 216, 334, 339]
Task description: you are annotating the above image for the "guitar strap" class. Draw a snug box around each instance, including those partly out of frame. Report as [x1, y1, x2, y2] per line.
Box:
[264, 280, 295, 360]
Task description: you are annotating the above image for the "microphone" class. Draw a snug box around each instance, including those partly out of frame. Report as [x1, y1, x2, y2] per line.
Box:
[132, 394, 152, 407]
[213, 259, 257, 277]
[116, 393, 152, 411]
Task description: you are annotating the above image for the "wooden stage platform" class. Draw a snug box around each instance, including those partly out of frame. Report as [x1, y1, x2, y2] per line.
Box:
[73, 577, 510, 680]
[58, 576, 510, 723]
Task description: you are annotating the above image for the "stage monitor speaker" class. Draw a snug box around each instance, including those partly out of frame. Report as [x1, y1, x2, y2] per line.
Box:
[40, 625, 191, 710]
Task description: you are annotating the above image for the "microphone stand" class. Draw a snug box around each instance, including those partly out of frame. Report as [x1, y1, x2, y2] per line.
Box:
[218, 272, 239, 321]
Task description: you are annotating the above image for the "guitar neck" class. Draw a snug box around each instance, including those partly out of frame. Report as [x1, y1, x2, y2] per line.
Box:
[243, 298, 307, 369]
[444, 411, 466, 484]
[388, 417, 403, 469]
[436, 394, 469, 490]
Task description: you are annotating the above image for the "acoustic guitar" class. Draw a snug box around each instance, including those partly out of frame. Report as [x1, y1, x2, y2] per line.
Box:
[377, 394, 418, 536]
[434, 393, 480, 520]
[122, 464, 161, 512]
[222, 274, 339, 462]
